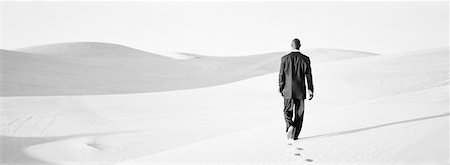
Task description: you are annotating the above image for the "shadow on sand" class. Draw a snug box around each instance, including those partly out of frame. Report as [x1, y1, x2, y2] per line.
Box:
[300, 112, 449, 141]
[0, 129, 142, 165]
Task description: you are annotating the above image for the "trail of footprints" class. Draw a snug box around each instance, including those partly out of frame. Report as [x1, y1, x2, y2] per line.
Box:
[291, 146, 314, 162]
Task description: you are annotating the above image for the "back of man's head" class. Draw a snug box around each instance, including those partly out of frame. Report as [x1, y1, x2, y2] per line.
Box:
[291, 38, 301, 49]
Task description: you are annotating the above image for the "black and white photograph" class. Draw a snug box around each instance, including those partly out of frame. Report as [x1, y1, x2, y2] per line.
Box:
[1, 0, 449, 164]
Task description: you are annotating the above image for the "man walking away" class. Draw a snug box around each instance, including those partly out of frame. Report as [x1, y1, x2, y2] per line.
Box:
[279, 38, 314, 144]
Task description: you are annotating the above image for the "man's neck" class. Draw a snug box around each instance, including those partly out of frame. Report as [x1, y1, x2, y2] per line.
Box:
[291, 49, 300, 52]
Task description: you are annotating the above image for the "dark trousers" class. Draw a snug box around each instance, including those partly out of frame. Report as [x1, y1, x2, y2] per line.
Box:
[283, 98, 305, 140]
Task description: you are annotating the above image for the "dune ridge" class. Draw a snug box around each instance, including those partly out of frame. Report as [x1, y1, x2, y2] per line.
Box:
[15, 42, 170, 59]
[2, 42, 377, 96]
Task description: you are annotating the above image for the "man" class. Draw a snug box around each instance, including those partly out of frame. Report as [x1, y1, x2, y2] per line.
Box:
[279, 38, 314, 144]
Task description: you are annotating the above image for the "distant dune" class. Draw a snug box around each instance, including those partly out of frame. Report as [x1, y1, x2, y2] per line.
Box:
[15, 42, 170, 59]
[1, 42, 377, 96]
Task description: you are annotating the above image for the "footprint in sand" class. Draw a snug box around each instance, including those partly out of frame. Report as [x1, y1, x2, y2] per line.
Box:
[292, 147, 314, 162]
[293, 147, 303, 156]
[305, 158, 314, 162]
[293, 152, 314, 162]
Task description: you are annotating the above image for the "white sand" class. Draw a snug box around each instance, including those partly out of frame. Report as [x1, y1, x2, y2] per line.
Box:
[0, 43, 448, 164]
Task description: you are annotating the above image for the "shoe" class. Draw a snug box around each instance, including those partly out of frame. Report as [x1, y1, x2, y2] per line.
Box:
[287, 126, 294, 139]
[287, 138, 294, 145]
[286, 126, 294, 145]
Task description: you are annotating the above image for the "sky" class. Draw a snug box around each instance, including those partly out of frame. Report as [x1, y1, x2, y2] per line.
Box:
[1, 1, 448, 56]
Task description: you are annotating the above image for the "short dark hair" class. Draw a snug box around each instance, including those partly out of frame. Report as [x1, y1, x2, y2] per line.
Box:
[292, 38, 301, 49]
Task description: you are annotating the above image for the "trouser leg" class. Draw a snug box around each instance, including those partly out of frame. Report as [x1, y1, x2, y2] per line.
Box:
[283, 98, 294, 132]
[293, 99, 305, 139]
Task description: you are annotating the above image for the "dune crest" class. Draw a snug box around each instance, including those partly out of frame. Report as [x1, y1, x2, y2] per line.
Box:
[15, 42, 170, 59]
[2, 42, 378, 96]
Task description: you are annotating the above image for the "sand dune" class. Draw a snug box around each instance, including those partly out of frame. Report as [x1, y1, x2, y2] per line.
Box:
[0, 44, 448, 164]
[15, 42, 170, 59]
[1, 42, 376, 96]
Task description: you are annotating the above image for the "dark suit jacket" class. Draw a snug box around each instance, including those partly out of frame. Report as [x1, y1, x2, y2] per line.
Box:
[279, 51, 314, 99]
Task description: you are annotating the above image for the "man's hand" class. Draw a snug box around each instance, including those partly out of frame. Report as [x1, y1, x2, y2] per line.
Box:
[308, 89, 313, 100]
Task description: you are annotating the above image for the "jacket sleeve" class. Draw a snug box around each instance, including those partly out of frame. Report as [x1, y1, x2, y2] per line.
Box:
[306, 57, 314, 93]
[279, 57, 285, 93]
